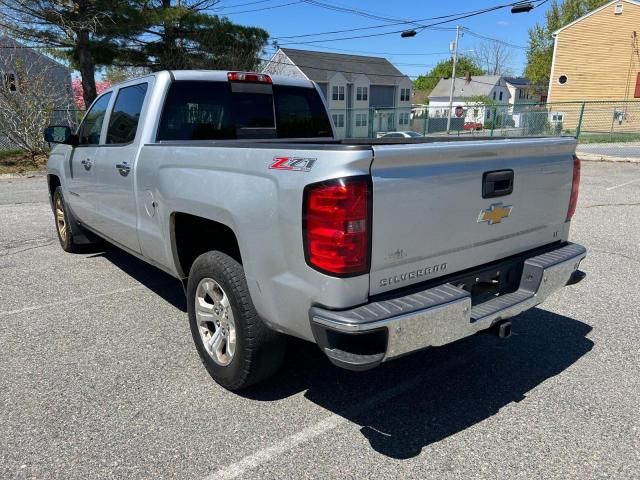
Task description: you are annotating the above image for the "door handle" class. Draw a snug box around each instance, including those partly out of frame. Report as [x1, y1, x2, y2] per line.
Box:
[116, 162, 131, 177]
[81, 159, 92, 170]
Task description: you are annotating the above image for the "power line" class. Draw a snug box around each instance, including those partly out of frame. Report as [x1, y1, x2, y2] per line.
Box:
[263, 49, 441, 67]
[214, 0, 278, 10]
[218, 0, 302, 15]
[274, 0, 547, 45]
[271, 2, 534, 40]
[260, 55, 505, 86]
[299, 0, 427, 25]
[463, 28, 528, 50]
[265, 45, 452, 56]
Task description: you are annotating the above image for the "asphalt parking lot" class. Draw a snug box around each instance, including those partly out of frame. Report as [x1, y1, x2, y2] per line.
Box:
[1, 161, 639, 480]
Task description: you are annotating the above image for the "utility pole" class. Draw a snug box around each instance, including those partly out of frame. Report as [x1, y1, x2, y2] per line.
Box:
[446, 25, 462, 134]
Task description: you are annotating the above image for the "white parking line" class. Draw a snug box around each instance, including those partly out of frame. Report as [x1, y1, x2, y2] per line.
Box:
[206, 375, 427, 480]
[0, 286, 148, 317]
[606, 178, 640, 191]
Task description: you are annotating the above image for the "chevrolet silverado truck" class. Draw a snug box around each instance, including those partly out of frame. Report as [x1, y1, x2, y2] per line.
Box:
[45, 70, 586, 391]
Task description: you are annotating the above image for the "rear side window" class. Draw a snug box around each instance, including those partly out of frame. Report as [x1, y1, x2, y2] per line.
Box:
[107, 83, 148, 144]
[156, 81, 332, 141]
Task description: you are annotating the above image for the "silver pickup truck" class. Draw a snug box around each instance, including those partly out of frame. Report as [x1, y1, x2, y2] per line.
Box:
[45, 70, 586, 390]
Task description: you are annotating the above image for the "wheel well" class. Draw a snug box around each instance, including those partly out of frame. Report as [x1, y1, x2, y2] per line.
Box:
[172, 213, 242, 277]
[47, 174, 61, 198]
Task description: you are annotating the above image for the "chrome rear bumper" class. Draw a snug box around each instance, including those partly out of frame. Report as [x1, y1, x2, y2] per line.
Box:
[310, 243, 587, 370]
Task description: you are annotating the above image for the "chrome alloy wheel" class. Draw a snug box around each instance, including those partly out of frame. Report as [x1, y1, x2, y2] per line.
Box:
[55, 195, 67, 241]
[195, 278, 237, 366]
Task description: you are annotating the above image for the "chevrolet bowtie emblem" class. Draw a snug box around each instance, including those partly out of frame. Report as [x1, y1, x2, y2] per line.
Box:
[478, 203, 512, 225]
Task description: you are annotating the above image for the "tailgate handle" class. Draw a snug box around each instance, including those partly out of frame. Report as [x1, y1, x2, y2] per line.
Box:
[483, 170, 513, 198]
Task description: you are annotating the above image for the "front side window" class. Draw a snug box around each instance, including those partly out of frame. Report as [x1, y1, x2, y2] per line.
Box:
[107, 83, 148, 144]
[78, 92, 113, 145]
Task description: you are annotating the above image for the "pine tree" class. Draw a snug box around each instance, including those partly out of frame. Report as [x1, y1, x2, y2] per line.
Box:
[119, 0, 269, 72]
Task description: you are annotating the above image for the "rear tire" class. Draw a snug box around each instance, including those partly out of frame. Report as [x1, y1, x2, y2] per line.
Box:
[187, 251, 286, 390]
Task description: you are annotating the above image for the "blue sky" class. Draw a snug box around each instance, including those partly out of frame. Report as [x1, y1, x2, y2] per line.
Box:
[215, 0, 550, 78]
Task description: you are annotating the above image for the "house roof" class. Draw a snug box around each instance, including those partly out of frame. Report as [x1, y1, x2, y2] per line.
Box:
[428, 75, 502, 99]
[504, 76, 531, 86]
[278, 48, 408, 85]
[552, 0, 640, 36]
[0, 35, 70, 71]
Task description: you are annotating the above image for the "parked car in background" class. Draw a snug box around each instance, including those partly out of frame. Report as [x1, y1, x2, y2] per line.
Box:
[380, 131, 424, 138]
[464, 122, 484, 131]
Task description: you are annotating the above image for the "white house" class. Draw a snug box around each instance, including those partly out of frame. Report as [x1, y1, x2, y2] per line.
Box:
[428, 75, 540, 128]
[262, 48, 413, 138]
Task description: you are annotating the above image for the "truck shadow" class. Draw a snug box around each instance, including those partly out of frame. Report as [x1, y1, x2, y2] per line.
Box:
[85, 246, 187, 312]
[244, 309, 593, 460]
[83, 246, 593, 460]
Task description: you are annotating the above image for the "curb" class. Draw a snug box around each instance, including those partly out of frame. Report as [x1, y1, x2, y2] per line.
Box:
[576, 153, 640, 163]
[0, 170, 47, 180]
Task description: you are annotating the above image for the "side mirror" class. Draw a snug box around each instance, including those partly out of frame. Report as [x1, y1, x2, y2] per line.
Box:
[44, 125, 77, 146]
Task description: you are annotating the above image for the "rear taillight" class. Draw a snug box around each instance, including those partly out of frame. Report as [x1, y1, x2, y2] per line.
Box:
[303, 177, 371, 277]
[227, 71, 272, 84]
[567, 155, 581, 221]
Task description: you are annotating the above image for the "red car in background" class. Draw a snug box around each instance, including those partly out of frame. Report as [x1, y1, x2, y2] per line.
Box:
[464, 122, 484, 131]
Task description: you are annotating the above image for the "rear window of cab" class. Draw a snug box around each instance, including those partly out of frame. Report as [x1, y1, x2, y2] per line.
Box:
[156, 81, 332, 141]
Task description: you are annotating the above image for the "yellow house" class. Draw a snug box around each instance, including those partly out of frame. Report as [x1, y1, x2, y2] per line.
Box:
[548, 0, 640, 132]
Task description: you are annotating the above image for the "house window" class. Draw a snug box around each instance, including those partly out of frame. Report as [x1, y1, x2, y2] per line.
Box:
[332, 86, 345, 101]
[2, 73, 17, 92]
[399, 112, 410, 125]
[355, 113, 368, 127]
[499, 91, 503, 101]
[332, 113, 345, 128]
[558, 75, 568, 85]
[356, 86, 368, 101]
[492, 91, 497, 100]
[400, 88, 410, 102]
[551, 112, 564, 122]
[473, 108, 479, 117]
[614, 3, 623, 14]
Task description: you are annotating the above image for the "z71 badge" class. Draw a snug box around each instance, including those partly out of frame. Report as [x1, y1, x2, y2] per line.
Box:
[270, 157, 317, 172]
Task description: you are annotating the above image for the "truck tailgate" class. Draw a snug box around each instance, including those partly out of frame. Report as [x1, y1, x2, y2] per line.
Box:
[369, 137, 577, 295]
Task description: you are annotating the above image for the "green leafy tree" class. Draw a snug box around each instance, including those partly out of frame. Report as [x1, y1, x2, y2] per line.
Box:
[524, 0, 609, 89]
[414, 57, 484, 95]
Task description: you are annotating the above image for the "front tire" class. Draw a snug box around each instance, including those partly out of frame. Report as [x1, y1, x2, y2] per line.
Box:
[53, 187, 81, 253]
[187, 251, 286, 390]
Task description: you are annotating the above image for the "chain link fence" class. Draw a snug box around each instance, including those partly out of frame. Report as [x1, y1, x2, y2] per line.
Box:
[330, 100, 640, 159]
[2, 102, 638, 160]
